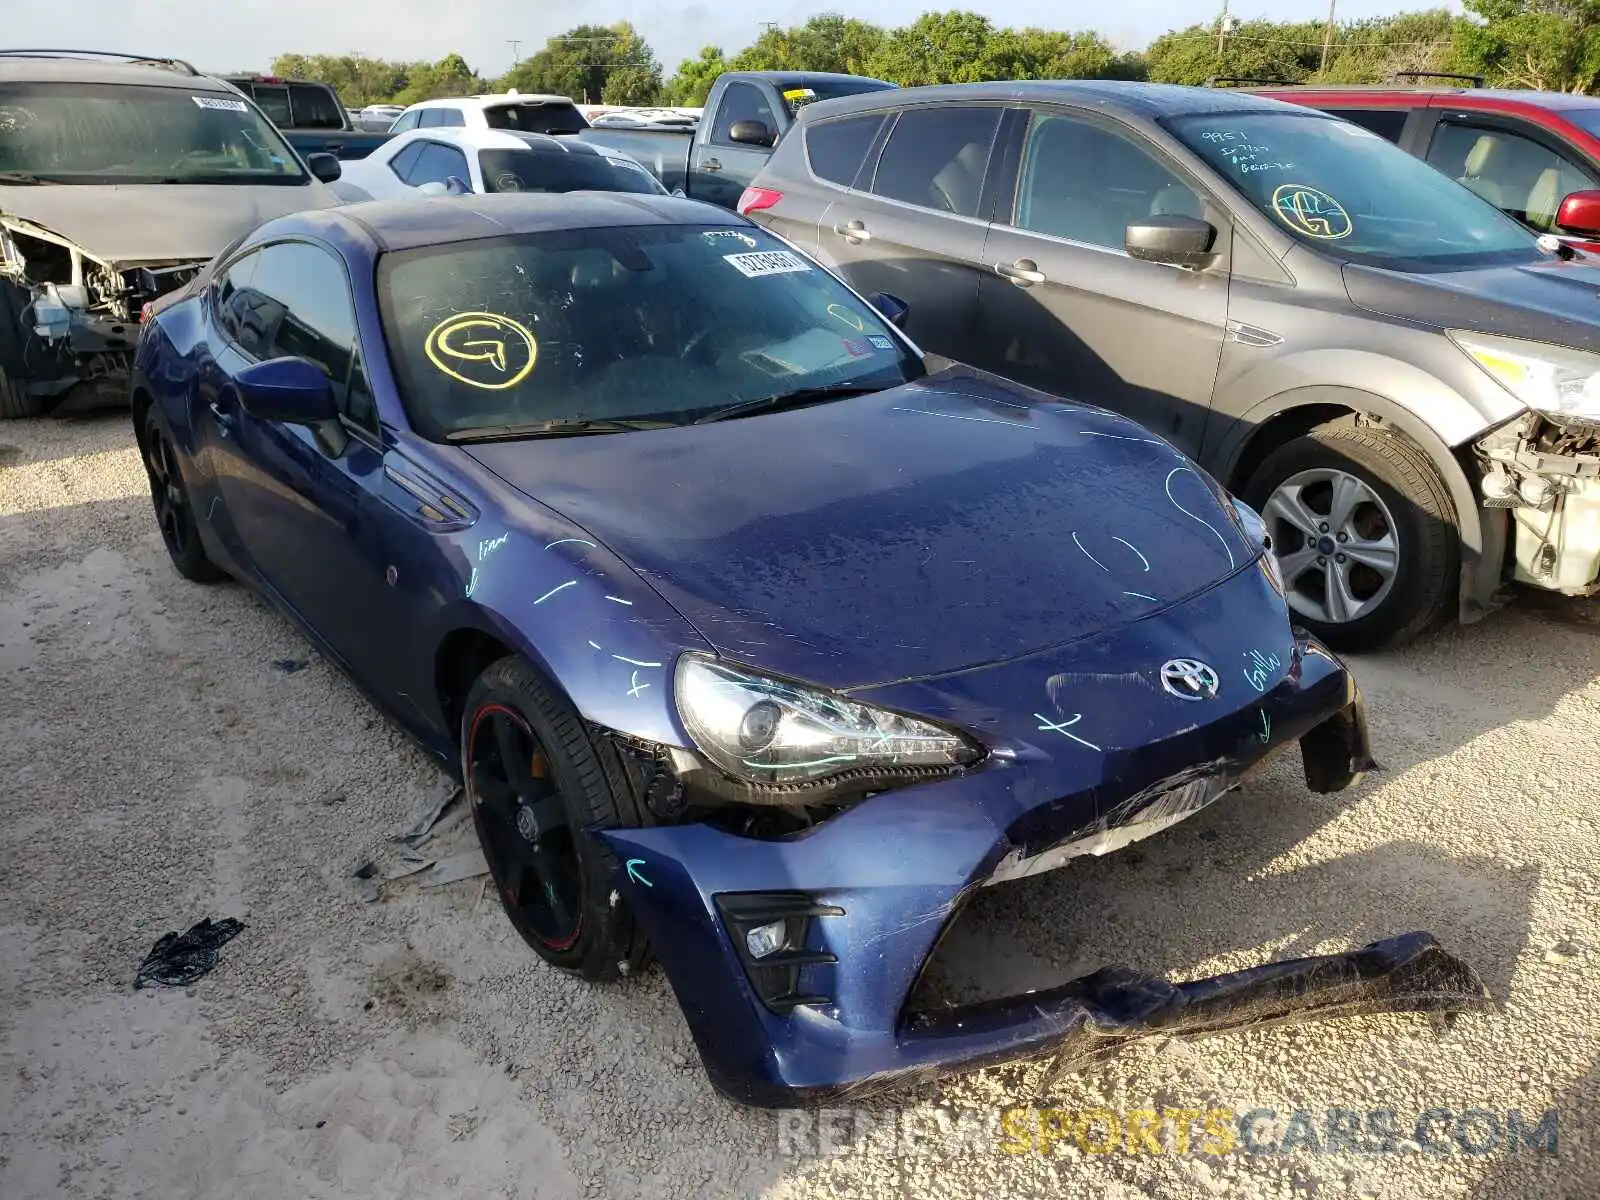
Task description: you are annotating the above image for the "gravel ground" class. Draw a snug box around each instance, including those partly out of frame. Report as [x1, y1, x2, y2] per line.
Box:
[0, 413, 1595, 1199]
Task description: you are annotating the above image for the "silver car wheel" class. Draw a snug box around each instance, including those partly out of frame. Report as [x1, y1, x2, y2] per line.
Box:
[1263, 468, 1399, 625]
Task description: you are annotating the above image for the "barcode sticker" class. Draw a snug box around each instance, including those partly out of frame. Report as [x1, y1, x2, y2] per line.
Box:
[723, 250, 812, 278]
[193, 96, 248, 112]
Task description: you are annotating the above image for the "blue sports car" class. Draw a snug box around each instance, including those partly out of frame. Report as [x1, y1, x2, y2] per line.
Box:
[132, 194, 1485, 1105]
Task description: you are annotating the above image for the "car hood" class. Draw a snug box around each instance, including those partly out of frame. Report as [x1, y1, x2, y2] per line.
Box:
[465, 370, 1257, 690]
[1343, 255, 1600, 352]
[0, 182, 338, 264]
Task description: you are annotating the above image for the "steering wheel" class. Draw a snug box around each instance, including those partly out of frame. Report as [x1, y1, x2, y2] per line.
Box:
[680, 322, 743, 364]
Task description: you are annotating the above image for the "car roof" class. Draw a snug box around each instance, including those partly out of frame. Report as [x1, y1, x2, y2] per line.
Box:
[300, 192, 742, 253]
[803, 79, 1307, 121]
[388, 127, 637, 158]
[1251, 84, 1600, 113]
[406, 93, 575, 110]
[0, 50, 230, 90]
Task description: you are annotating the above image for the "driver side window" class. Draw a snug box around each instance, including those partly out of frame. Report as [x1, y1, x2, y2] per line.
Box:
[1012, 112, 1201, 249]
[220, 242, 375, 430]
[711, 83, 776, 146]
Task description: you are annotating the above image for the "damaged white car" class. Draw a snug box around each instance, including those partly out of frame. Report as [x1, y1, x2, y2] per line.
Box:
[0, 49, 342, 417]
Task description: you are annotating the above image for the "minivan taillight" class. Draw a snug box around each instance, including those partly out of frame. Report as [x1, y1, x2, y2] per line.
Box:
[737, 186, 782, 216]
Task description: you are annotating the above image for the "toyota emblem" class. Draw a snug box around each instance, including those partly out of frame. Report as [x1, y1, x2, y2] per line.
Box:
[1160, 658, 1220, 701]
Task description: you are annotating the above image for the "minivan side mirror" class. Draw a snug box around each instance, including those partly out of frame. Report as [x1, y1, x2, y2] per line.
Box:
[1125, 215, 1217, 268]
[1556, 189, 1600, 236]
[235, 357, 339, 426]
[306, 152, 342, 183]
[868, 292, 910, 329]
[728, 120, 776, 148]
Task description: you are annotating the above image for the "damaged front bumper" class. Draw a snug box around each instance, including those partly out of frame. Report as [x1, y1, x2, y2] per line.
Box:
[600, 629, 1485, 1107]
[1477, 411, 1600, 594]
[0, 214, 202, 411]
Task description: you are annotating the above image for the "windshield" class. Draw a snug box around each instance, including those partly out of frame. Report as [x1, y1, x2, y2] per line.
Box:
[479, 148, 666, 195]
[1166, 110, 1540, 269]
[779, 79, 895, 118]
[0, 83, 306, 184]
[377, 224, 922, 440]
[484, 103, 589, 134]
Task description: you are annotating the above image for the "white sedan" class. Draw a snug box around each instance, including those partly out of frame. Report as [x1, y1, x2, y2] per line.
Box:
[329, 128, 667, 203]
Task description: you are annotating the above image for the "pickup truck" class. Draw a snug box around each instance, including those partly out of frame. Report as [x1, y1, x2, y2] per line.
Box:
[577, 71, 896, 208]
[223, 75, 393, 161]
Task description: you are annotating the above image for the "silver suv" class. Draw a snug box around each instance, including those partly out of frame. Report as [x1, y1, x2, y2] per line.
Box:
[0, 49, 342, 417]
[745, 81, 1600, 650]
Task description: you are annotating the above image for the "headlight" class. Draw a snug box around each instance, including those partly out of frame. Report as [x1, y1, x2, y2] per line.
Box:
[674, 656, 982, 787]
[1231, 497, 1284, 594]
[1450, 329, 1600, 423]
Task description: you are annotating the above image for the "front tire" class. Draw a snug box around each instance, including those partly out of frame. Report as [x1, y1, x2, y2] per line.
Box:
[0, 362, 43, 419]
[141, 405, 222, 583]
[1242, 421, 1458, 652]
[463, 657, 650, 981]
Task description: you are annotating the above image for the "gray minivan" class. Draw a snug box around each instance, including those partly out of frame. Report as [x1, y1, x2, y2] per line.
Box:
[744, 81, 1600, 650]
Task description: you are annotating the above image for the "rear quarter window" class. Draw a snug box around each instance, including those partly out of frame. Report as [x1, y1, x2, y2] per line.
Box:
[805, 113, 885, 187]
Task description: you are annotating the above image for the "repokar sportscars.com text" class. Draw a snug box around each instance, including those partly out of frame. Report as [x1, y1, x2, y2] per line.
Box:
[775, 1106, 1559, 1158]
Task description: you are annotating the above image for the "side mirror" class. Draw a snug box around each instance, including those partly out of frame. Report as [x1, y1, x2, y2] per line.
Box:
[444, 175, 472, 196]
[234, 357, 339, 425]
[1556, 189, 1600, 236]
[728, 120, 776, 148]
[415, 181, 447, 196]
[868, 292, 909, 329]
[306, 152, 342, 183]
[1125, 215, 1217, 268]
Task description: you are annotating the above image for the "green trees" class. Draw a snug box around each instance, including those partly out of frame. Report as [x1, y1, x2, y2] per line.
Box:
[267, 53, 485, 106]
[501, 23, 663, 104]
[267, 7, 1600, 106]
[1459, 0, 1600, 91]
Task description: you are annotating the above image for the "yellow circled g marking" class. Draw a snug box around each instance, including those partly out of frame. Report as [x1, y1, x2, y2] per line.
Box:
[1269, 184, 1352, 240]
[424, 311, 538, 390]
[826, 303, 866, 332]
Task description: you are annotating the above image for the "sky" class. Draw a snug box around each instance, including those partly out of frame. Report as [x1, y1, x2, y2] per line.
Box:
[18, 0, 1463, 80]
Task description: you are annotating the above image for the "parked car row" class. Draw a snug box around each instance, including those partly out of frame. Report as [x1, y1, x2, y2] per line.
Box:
[0, 45, 1508, 1110]
[5, 50, 1600, 654]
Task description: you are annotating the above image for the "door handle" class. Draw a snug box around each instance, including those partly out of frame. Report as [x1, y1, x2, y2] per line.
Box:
[209, 401, 235, 437]
[832, 220, 871, 244]
[994, 259, 1046, 286]
[702, 157, 722, 172]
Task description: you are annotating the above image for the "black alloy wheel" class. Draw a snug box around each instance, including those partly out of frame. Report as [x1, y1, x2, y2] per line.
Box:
[467, 703, 586, 952]
[142, 406, 222, 582]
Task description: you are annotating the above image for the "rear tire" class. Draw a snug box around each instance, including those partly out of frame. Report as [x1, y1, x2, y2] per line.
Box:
[463, 657, 651, 982]
[141, 405, 223, 583]
[1242, 421, 1458, 652]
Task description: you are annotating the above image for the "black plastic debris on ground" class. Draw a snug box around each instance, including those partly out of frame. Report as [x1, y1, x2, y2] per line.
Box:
[272, 657, 312, 674]
[133, 917, 245, 989]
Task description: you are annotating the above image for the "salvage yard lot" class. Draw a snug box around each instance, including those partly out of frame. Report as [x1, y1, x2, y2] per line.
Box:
[1, 414, 1596, 1199]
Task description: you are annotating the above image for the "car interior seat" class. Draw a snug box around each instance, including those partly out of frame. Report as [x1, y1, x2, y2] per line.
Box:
[1459, 135, 1509, 209]
[929, 140, 989, 216]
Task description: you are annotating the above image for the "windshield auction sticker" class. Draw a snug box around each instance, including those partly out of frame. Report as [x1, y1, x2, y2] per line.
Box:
[192, 96, 248, 112]
[723, 250, 812, 278]
[424, 311, 537, 390]
[1269, 184, 1352, 240]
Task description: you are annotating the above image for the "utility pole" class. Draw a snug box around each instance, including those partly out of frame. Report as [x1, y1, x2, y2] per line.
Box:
[1217, 1, 1229, 55]
[1319, 0, 1337, 76]
[506, 39, 522, 66]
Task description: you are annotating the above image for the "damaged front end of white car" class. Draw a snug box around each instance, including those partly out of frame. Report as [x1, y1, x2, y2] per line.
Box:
[0, 214, 204, 417]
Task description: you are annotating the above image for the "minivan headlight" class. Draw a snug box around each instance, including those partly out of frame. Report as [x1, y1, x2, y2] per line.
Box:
[674, 656, 981, 787]
[1450, 330, 1600, 423]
